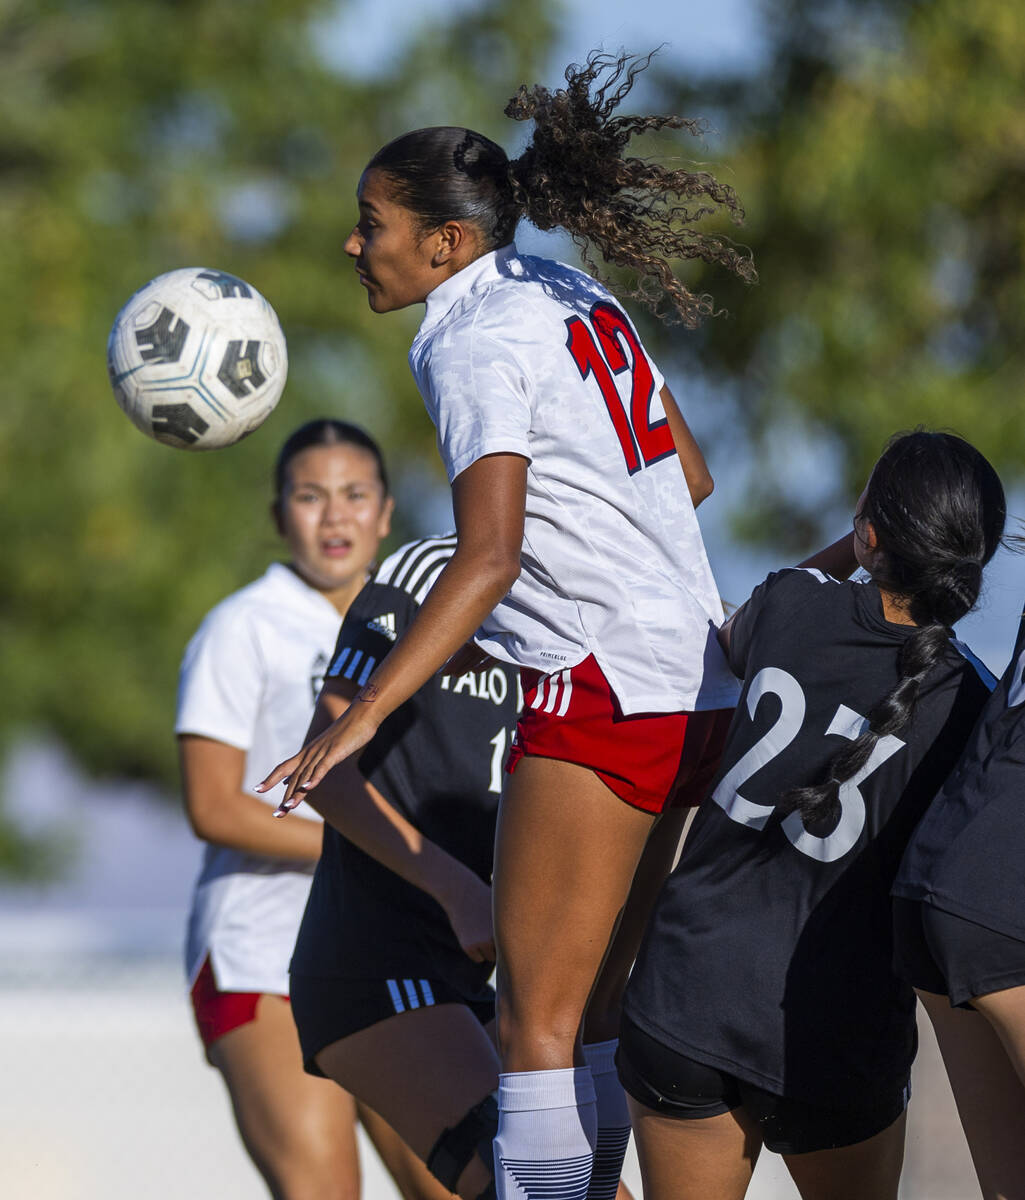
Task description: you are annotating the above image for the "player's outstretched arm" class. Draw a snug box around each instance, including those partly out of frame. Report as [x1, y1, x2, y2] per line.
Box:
[257, 452, 527, 809]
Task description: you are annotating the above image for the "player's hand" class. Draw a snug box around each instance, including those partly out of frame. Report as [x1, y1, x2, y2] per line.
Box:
[441, 640, 499, 678]
[440, 872, 495, 964]
[256, 702, 381, 815]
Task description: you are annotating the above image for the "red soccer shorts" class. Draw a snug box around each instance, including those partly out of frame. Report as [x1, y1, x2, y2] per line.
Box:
[506, 654, 733, 814]
[190, 957, 289, 1052]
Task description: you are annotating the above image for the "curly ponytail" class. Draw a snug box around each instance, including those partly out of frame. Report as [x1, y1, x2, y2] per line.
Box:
[505, 51, 755, 325]
[365, 51, 755, 327]
[781, 431, 1005, 828]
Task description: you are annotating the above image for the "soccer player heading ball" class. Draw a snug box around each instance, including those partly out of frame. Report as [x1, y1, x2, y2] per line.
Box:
[260, 51, 753, 1200]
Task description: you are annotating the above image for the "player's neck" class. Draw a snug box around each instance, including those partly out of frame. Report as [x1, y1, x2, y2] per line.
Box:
[322, 574, 368, 616]
[877, 587, 916, 627]
[287, 563, 367, 616]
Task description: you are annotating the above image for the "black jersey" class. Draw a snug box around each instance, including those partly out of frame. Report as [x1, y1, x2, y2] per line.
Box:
[623, 568, 993, 1104]
[894, 609, 1025, 941]
[290, 536, 520, 995]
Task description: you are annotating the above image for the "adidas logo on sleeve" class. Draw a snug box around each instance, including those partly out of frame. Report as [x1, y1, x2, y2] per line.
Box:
[367, 613, 397, 641]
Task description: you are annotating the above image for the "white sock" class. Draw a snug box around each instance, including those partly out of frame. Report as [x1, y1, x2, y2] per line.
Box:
[583, 1040, 631, 1200]
[494, 1067, 597, 1200]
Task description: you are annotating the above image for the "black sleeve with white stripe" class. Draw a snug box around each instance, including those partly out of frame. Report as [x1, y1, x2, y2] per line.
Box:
[326, 536, 459, 686]
[327, 582, 418, 688]
[374, 533, 458, 605]
[324, 534, 462, 694]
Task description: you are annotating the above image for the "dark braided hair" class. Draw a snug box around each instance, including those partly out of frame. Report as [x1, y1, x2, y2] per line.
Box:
[366, 51, 755, 327]
[273, 419, 389, 508]
[782, 431, 1006, 828]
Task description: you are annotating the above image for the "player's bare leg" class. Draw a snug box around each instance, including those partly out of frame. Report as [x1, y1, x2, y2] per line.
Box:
[316, 1002, 501, 1200]
[919, 987, 1025, 1199]
[628, 1099, 760, 1200]
[209, 993, 362, 1200]
[357, 1104, 462, 1200]
[491, 757, 655, 1198]
[970, 982, 1025, 1089]
[584, 805, 692, 1044]
[494, 756, 654, 1073]
[782, 1111, 905, 1200]
[578, 808, 689, 1200]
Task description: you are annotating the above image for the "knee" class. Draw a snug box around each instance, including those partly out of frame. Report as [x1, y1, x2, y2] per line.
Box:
[496, 1002, 580, 1070]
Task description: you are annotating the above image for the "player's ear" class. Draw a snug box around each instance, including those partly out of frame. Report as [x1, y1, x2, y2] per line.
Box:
[431, 219, 473, 266]
[271, 499, 286, 537]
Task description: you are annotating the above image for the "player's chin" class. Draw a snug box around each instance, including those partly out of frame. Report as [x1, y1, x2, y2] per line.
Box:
[366, 291, 400, 314]
[298, 558, 360, 593]
[364, 284, 417, 314]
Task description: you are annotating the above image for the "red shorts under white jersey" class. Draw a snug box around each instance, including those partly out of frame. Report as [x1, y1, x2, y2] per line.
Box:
[506, 654, 733, 814]
[190, 957, 288, 1054]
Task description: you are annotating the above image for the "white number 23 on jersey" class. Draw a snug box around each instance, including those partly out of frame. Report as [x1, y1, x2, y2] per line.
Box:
[711, 667, 906, 863]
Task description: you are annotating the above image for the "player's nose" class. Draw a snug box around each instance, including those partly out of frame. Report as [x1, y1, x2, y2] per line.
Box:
[321, 495, 348, 525]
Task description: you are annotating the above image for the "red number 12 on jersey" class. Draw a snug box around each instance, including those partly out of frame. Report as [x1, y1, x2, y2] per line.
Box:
[565, 301, 675, 474]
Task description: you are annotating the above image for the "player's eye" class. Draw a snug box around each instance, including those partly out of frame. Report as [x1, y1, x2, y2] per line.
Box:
[294, 491, 321, 503]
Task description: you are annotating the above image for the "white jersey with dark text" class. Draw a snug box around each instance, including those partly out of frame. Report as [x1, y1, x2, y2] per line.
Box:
[177, 563, 340, 995]
[408, 244, 738, 716]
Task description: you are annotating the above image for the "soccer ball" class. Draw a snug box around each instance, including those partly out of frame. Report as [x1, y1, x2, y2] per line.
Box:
[107, 267, 288, 450]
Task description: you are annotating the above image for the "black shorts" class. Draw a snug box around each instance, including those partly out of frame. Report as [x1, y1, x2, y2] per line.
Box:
[893, 897, 1025, 1009]
[617, 1017, 910, 1156]
[290, 973, 496, 1076]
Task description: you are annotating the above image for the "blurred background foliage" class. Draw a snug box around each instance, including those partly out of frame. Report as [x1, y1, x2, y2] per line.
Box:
[647, 0, 1025, 547]
[3, 0, 1025, 869]
[0, 0, 558, 802]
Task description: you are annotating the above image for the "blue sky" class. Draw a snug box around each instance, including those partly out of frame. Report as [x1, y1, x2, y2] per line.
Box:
[319, 0, 767, 81]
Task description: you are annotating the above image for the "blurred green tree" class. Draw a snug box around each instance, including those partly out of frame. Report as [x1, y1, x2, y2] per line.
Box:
[647, 0, 1025, 548]
[9, 0, 1023, 874]
[0, 0, 559, 818]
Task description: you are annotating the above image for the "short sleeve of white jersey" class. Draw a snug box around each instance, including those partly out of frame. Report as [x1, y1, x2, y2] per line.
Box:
[419, 329, 533, 483]
[175, 603, 263, 750]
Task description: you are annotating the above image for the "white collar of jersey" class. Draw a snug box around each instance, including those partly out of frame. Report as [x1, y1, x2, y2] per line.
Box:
[264, 561, 353, 621]
[419, 242, 519, 335]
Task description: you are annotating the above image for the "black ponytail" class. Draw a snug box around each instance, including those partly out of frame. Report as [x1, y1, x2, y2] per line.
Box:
[781, 431, 1005, 827]
[365, 51, 755, 327]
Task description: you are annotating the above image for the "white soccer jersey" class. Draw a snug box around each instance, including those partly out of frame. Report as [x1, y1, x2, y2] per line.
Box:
[409, 244, 739, 715]
[177, 563, 342, 994]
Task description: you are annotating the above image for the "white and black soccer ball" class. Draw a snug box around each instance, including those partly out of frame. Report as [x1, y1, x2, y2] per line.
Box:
[107, 267, 288, 450]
